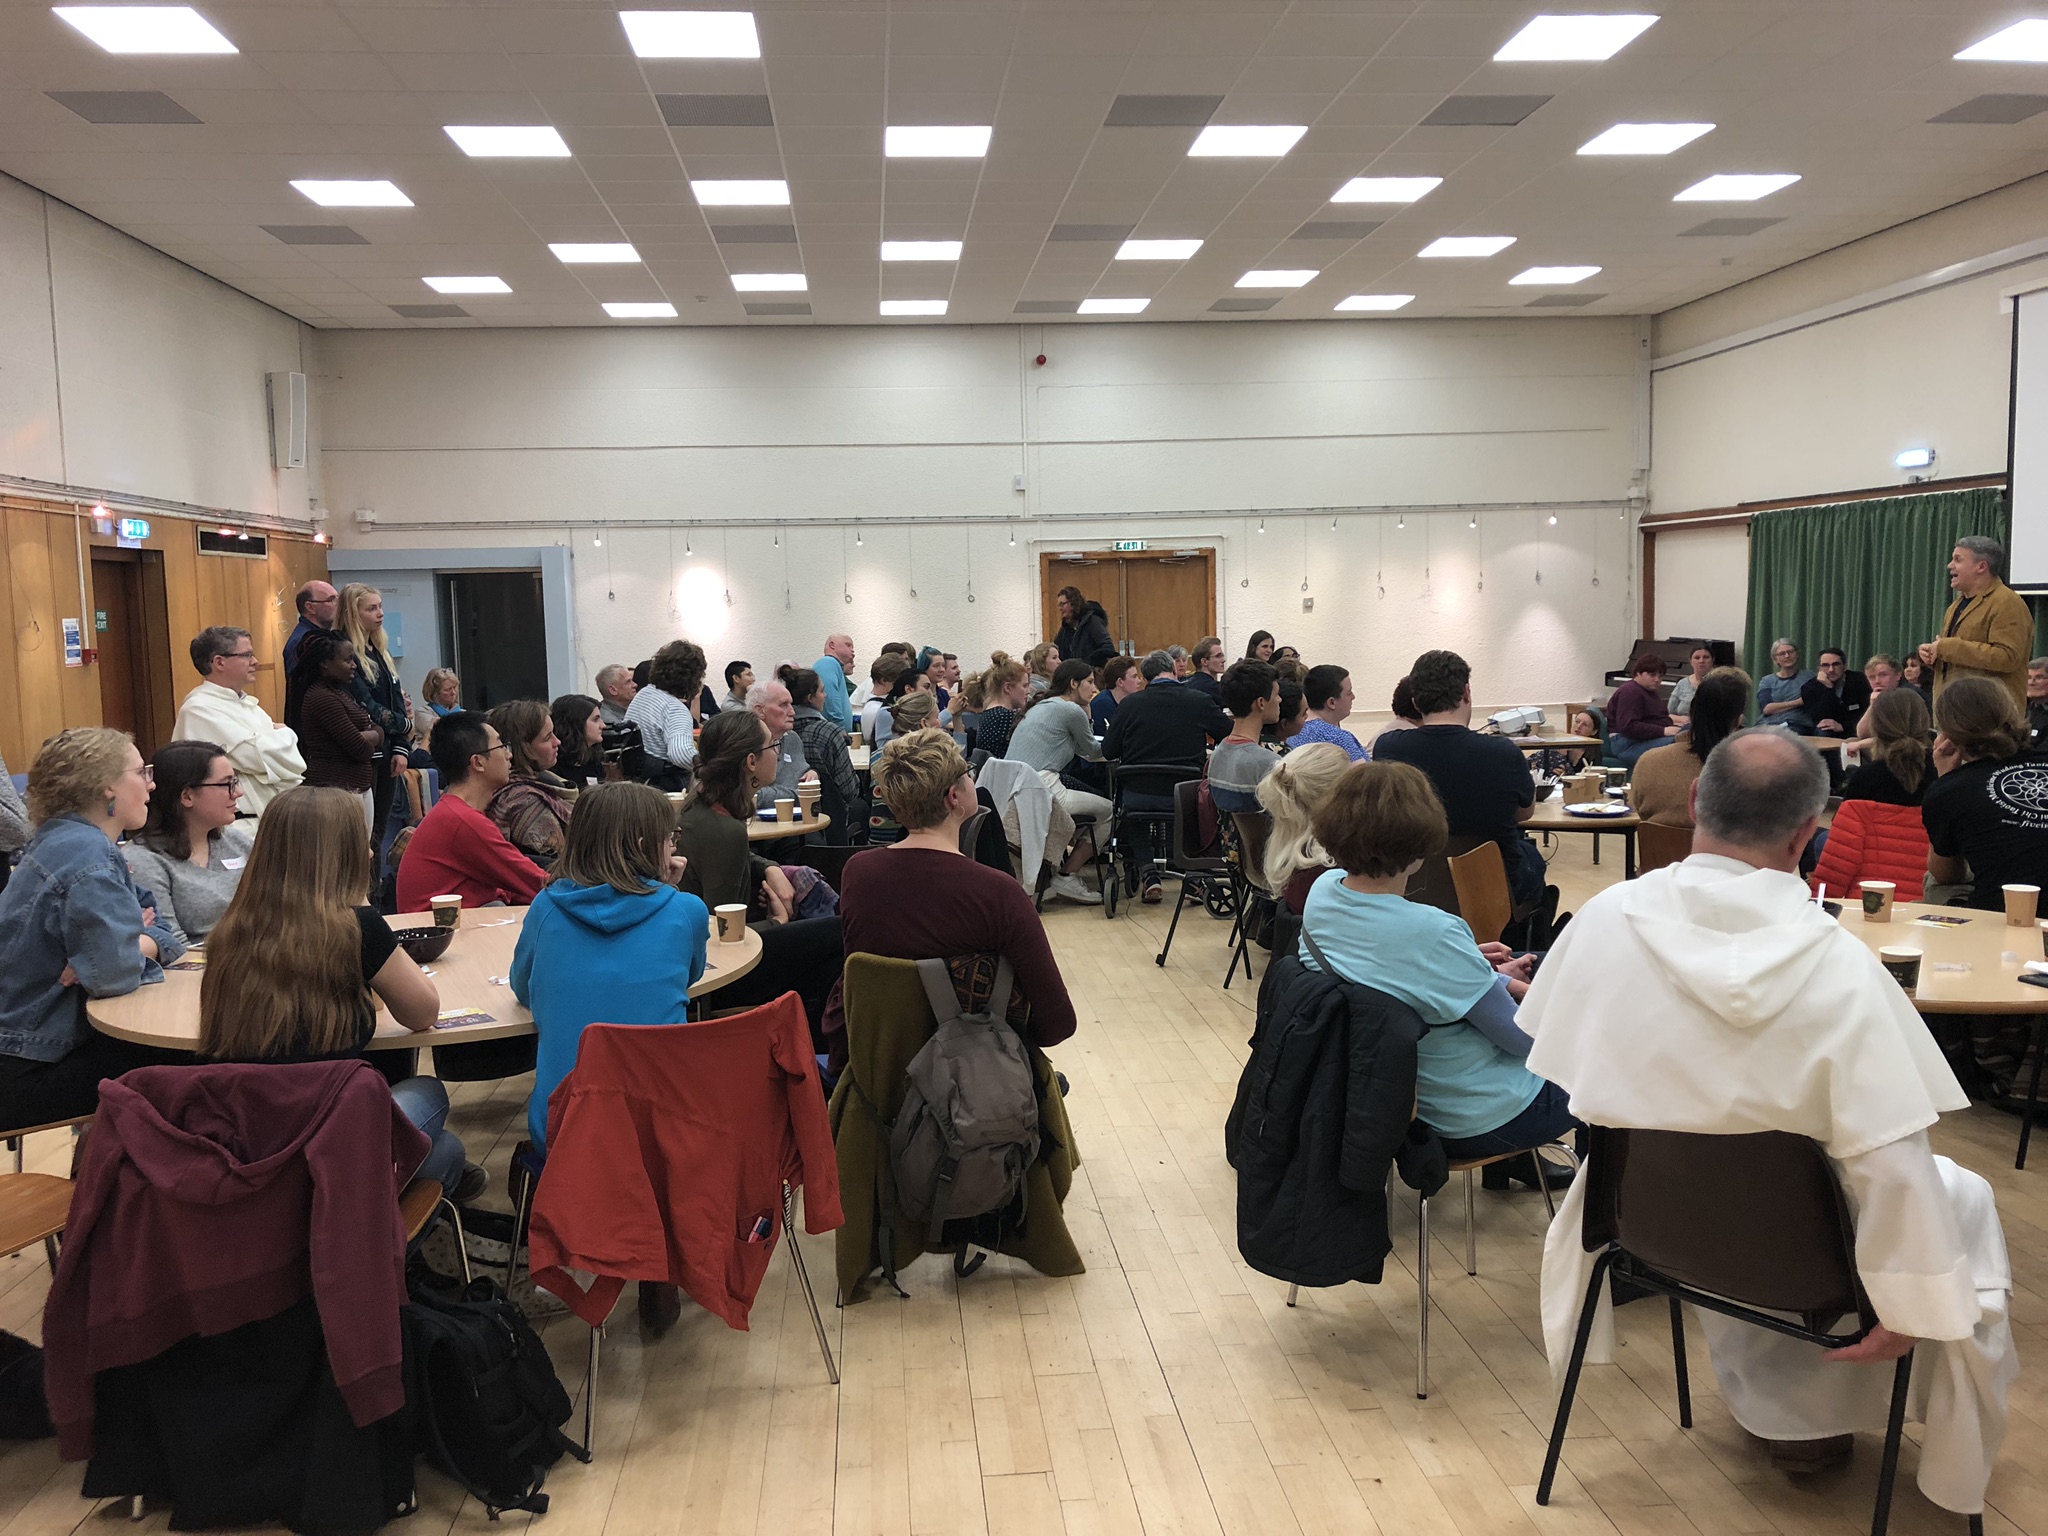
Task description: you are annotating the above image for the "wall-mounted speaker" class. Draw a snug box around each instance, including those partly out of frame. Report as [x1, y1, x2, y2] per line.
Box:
[266, 370, 307, 470]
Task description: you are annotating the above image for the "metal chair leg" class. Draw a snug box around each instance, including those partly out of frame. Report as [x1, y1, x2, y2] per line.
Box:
[439, 1199, 472, 1284]
[1669, 1297, 1692, 1428]
[1538, 1150, 1558, 1220]
[2016, 1014, 2046, 1170]
[1871, 1353, 1913, 1536]
[1156, 878, 1190, 968]
[1284, 1283, 1299, 1307]
[1416, 1192, 1431, 1399]
[783, 1184, 840, 1384]
[1463, 1168, 1477, 1276]
[582, 1324, 603, 1459]
[505, 1163, 537, 1292]
[1538, 1250, 1617, 1505]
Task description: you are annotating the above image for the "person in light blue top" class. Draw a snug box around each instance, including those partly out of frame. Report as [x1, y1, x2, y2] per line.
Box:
[1296, 759, 1575, 1179]
[815, 633, 856, 733]
[1755, 637, 1816, 732]
[510, 780, 709, 1153]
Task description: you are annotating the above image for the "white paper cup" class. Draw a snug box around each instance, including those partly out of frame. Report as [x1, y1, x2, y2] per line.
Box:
[714, 904, 748, 944]
[774, 796, 795, 823]
[1859, 880, 1896, 922]
[430, 894, 461, 930]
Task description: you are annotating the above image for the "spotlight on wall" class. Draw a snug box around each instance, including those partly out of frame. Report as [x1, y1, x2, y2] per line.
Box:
[1468, 515, 1477, 529]
[1257, 518, 1265, 533]
[1396, 514, 1405, 529]
[1548, 514, 1558, 525]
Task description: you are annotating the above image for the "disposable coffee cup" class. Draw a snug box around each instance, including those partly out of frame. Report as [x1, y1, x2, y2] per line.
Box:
[1878, 946, 1923, 995]
[665, 791, 687, 818]
[430, 894, 461, 930]
[797, 785, 820, 815]
[2038, 918, 2048, 960]
[2004, 883, 2040, 927]
[774, 796, 795, 823]
[714, 904, 748, 944]
[1860, 880, 1896, 922]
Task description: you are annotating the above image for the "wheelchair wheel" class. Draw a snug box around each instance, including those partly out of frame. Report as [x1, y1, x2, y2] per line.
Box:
[1203, 884, 1237, 920]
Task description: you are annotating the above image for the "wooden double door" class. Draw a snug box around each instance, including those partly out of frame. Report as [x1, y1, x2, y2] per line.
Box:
[1040, 549, 1216, 659]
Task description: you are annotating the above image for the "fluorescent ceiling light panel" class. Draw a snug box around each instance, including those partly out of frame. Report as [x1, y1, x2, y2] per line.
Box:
[1957, 20, 2048, 61]
[1418, 235, 1515, 258]
[884, 125, 991, 157]
[291, 179, 411, 207]
[1673, 173, 1799, 201]
[730, 272, 805, 292]
[1116, 238, 1203, 260]
[1494, 14, 1657, 61]
[1336, 294, 1414, 311]
[53, 6, 235, 52]
[1236, 269, 1317, 288]
[1077, 298, 1149, 315]
[880, 300, 948, 316]
[689, 179, 789, 206]
[1331, 176, 1441, 203]
[424, 275, 509, 294]
[880, 240, 962, 261]
[604, 301, 677, 318]
[550, 242, 640, 263]
[1510, 265, 1602, 284]
[444, 125, 569, 157]
[1188, 124, 1306, 157]
[619, 10, 759, 57]
[1578, 121, 1713, 155]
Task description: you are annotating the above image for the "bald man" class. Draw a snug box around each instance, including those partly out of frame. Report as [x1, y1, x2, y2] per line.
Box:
[814, 633, 856, 733]
[283, 580, 338, 675]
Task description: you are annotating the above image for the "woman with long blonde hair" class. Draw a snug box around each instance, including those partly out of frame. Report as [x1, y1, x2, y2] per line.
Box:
[1255, 742, 1352, 912]
[200, 786, 478, 1198]
[337, 582, 413, 853]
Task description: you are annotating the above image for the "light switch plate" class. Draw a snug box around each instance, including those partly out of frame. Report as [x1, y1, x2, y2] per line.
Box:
[1302, 596, 1314, 612]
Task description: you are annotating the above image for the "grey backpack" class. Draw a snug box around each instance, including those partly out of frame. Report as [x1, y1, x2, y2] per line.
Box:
[888, 959, 1041, 1263]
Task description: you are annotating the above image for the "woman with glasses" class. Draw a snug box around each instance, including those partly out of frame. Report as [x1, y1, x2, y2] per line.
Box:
[122, 740, 253, 946]
[0, 727, 185, 1127]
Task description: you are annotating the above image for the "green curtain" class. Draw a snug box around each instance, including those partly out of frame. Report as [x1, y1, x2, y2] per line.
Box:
[1741, 487, 2018, 684]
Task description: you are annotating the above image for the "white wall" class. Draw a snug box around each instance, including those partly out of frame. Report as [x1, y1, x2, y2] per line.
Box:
[1648, 173, 2048, 650]
[320, 317, 1643, 712]
[0, 171, 316, 519]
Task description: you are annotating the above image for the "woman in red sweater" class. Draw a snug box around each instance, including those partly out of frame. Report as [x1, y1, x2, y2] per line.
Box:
[824, 728, 1075, 1047]
[285, 631, 382, 835]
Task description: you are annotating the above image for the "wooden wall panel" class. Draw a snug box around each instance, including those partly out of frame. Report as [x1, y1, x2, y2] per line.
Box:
[0, 494, 324, 778]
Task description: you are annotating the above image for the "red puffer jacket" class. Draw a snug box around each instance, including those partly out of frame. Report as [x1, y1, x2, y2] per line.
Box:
[1810, 798, 1930, 899]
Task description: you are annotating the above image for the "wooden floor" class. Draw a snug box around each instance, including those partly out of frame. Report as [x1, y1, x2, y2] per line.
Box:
[1, 832, 2044, 1535]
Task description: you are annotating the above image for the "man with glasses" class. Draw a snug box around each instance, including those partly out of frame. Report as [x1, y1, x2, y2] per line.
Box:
[170, 626, 305, 817]
[282, 580, 339, 675]
[396, 712, 547, 913]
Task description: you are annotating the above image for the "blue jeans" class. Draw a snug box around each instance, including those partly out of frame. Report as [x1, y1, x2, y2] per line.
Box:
[390, 1074, 466, 1190]
[1604, 734, 1660, 770]
[1438, 1079, 1580, 1161]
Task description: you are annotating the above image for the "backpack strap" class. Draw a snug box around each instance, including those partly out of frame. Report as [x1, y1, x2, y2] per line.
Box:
[1298, 925, 1341, 981]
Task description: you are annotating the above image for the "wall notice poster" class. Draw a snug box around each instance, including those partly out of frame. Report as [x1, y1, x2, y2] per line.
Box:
[62, 617, 83, 667]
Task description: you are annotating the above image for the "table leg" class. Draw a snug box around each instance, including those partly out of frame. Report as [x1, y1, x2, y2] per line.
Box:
[1624, 829, 1636, 880]
[1591, 833, 1601, 866]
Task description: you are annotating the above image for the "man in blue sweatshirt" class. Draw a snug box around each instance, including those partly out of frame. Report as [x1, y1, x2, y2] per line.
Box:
[814, 633, 856, 733]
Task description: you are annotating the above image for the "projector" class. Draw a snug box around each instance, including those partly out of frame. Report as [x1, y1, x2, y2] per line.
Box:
[1487, 706, 1547, 736]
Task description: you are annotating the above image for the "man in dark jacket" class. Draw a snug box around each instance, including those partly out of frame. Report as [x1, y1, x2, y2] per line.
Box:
[1102, 651, 1229, 900]
[1053, 586, 1117, 667]
[1185, 636, 1226, 701]
[1799, 647, 1871, 737]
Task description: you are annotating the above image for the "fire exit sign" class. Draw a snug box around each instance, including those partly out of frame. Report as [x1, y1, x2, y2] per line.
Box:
[1110, 539, 1148, 552]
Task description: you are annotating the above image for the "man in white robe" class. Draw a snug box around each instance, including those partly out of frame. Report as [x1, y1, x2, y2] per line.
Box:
[170, 625, 305, 817]
[1521, 728, 2015, 1516]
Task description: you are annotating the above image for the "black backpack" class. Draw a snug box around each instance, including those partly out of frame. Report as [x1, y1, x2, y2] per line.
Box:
[404, 1278, 588, 1518]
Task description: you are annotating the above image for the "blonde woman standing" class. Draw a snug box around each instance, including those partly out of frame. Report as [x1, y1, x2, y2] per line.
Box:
[338, 583, 413, 851]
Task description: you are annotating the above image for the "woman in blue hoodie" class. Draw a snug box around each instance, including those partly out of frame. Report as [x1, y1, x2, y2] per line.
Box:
[511, 781, 709, 1155]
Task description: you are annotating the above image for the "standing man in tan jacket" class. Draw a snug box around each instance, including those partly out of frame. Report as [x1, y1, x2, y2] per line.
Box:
[1919, 535, 2033, 708]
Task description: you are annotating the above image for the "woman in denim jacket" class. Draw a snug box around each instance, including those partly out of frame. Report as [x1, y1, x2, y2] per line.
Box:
[0, 728, 184, 1129]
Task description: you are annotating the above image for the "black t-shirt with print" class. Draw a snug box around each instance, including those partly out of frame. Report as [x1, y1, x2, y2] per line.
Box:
[1920, 754, 2048, 909]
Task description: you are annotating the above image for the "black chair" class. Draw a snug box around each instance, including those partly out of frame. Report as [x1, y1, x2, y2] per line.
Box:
[1103, 759, 1202, 918]
[1154, 781, 1235, 970]
[1225, 811, 1277, 990]
[1539, 1126, 1983, 1536]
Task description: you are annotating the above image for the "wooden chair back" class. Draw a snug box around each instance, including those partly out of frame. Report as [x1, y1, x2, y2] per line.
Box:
[1635, 821, 1693, 875]
[1447, 841, 1514, 945]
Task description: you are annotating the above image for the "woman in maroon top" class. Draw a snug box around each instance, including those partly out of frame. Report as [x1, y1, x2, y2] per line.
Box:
[285, 631, 382, 834]
[1603, 652, 1679, 771]
[824, 728, 1075, 1047]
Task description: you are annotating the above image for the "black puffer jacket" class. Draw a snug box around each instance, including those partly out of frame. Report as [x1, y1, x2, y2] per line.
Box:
[1054, 602, 1116, 667]
[1225, 949, 1424, 1287]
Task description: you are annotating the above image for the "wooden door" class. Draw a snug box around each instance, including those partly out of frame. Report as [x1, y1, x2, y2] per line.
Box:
[1122, 552, 1214, 657]
[1039, 550, 1216, 657]
[92, 553, 156, 751]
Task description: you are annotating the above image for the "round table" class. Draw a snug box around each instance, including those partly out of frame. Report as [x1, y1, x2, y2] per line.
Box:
[1835, 900, 2046, 1014]
[1511, 734, 1602, 752]
[88, 907, 765, 1053]
[748, 809, 830, 841]
[1525, 796, 1641, 876]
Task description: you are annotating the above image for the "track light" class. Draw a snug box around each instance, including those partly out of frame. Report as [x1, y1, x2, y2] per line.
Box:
[1397, 514, 1405, 530]
[1548, 514, 1558, 525]
[593, 531, 602, 547]
[1257, 518, 1265, 534]
[856, 530, 863, 546]
[1468, 516, 1477, 529]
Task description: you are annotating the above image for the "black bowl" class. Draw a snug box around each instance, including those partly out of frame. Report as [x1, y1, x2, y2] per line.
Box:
[390, 925, 454, 964]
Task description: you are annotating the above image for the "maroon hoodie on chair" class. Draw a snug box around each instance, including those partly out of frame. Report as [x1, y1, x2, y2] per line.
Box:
[42, 1060, 427, 1460]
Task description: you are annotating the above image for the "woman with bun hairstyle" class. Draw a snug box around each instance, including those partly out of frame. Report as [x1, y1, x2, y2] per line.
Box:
[970, 653, 1031, 759]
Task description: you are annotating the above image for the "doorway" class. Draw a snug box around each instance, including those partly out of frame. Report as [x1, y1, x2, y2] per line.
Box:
[440, 571, 549, 711]
[1040, 549, 1217, 658]
[91, 549, 173, 755]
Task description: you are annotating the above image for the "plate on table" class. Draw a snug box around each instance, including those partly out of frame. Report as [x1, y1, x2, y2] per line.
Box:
[1563, 802, 1633, 818]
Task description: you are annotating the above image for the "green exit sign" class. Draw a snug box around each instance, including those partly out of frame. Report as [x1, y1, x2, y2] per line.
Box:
[1110, 539, 1148, 552]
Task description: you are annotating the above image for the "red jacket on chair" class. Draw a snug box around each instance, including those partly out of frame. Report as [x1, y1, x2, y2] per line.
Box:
[42, 1061, 425, 1460]
[528, 993, 844, 1330]
[1810, 797, 1931, 900]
